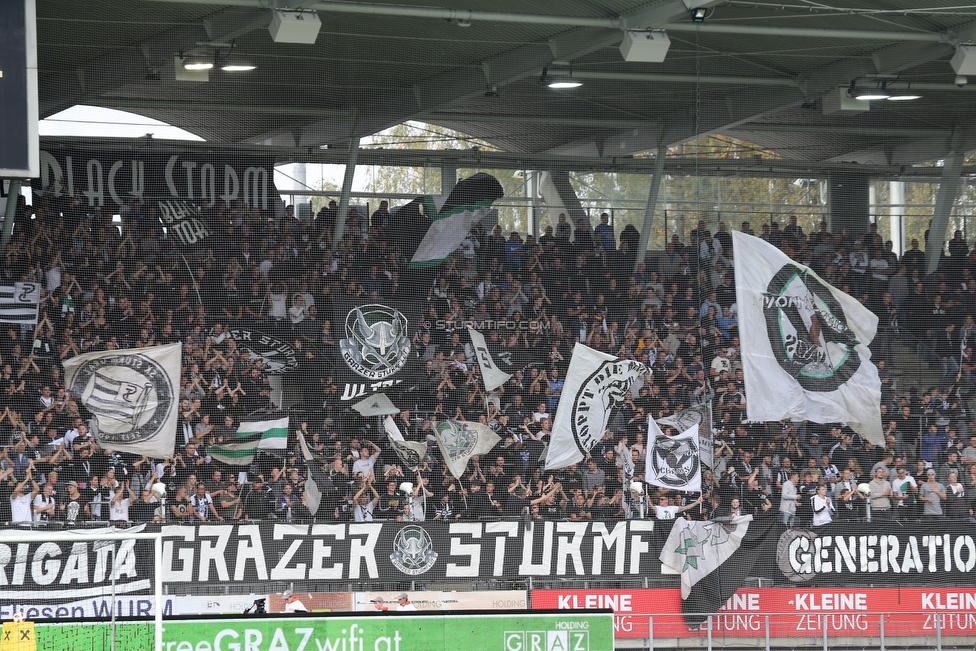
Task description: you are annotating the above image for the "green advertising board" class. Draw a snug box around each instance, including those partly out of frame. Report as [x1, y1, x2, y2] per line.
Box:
[7, 612, 614, 651]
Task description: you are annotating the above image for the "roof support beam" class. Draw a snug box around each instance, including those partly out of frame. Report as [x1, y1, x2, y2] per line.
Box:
[555, 19, 976, 161]
[926, 152, 966, 275]
[665, 23, 948, 43]
[333, 136, 361, 252]
[636, 146, 667, 272]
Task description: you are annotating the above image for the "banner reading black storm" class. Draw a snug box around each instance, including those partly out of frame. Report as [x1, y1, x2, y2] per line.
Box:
[32, 147, 280, 212]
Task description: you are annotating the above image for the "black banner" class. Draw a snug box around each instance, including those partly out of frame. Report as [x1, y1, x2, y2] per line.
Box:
[5, 521, 975, 598]
[32, 148, 279, 211]
[329, 299, 424, 401]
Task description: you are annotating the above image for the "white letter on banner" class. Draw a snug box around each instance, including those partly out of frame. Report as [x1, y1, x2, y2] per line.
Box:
[108, 160, 125, 206]
[162, 526, 195, 582]
[181, 160, 197, 199]
[85, 159, 104, 207]
[629, 521, 655, 574]
[555, 522, 587, 576]
[234, 525, 268, 581]
[165, 155, 180, 197]
[310, 525, 345, 579]
[271, 525, 308, 580]
[197, 526, 231, 582]
[519, 522, 553, 575]
[590, 521, 627, 576]
[446, 523, 482, 577]
[221, 165, 239, 206]
[348, 524, 380, 579]
[485, 522, 518, 576]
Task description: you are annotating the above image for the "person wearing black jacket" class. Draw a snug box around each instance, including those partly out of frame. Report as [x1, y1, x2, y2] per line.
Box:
[240, 477, 275, 520]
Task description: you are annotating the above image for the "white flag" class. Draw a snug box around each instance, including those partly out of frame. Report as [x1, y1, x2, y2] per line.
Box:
[64, 343, 181, 459]
[352, 392, 400, 416]
[659, 403, 715, 470]
[646, 419, 701, 492]
[732, 230, 883, 446]
[0, 282, 40, 326]
[384, 416, 428, 470]
[431, 419, 500, 479]
[546, 343, 647, 470]
[660, 515, 752, 599]
[467, 326, 513, 391]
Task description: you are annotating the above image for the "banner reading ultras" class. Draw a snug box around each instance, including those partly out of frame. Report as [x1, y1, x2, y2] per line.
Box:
[12, 613, 615, 651]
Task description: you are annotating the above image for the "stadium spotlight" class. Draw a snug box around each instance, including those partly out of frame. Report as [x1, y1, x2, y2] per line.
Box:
[541, 67, 582, 89]
[182, 53, 213, 71]
[221, 54, 256, 72]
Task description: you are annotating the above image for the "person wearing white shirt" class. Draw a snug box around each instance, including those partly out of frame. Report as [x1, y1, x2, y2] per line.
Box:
[282, 590, 308, 613]
[32, 483, 56, 524]
[109, 480, 136, 523]
[779, 470, 799, 527]
[10, 470, 38, 525]
[351, 440, 382, 482]
[811, 484, 834, 527]
[396, 593, 417, 611]
[654, 495, 702, 520]
[353, 483, 379, 522]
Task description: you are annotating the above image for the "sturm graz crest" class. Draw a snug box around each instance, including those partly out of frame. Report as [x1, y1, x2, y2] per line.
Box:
[650, 435, 700, 488]
[763, 265, 861, 392]
[67, 353, 173, 446]
[390, 526, 438, 576]
[340, 305, 411, 380]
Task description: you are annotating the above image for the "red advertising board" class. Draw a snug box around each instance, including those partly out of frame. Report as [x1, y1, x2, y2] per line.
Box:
[532, 587, 976, 639]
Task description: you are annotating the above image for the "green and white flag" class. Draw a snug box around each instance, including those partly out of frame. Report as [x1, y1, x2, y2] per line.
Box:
[732, 230, 883, 446]
[408, 173, 504, 269]
[431, 419, 500, 479]
[209, 417, 289, 466]
[660, 515, 752, 599]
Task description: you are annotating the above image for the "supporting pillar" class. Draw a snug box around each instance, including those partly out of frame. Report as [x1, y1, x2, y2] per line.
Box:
[545, 170, 587, 229]
[926, 153, 965, 276]
[827, 172, 870, 235]
[889, 181, 906, 257]
[635, 145, 667, 271]
[441, 165, 457, 196]
[1, 180, 22, 248]
[332, 137, 361, 250]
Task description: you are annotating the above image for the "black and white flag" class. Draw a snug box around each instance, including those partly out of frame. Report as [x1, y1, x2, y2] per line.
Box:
[0, 282, 40, 326]
[384, 416, 428, 471]
[646, 419, 701, 492]
[466, 326, 513, 391]
[546, 343, 647, 470]
[64, 343, 181, 459]
[660, 515, 752, 599]
[732, 230, 883, 446]
[658, 403, 714, 470]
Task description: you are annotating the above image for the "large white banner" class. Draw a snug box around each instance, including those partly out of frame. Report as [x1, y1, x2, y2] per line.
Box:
[546, 343, 647, 470]
[64, 343, 181, 458]
[732, 231, 883, 446]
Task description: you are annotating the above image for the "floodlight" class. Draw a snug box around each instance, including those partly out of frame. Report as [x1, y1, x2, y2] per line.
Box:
[182, 54, 213, 71]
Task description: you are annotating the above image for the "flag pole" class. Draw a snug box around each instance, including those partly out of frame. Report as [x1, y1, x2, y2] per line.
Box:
[179, 252, 203, 305]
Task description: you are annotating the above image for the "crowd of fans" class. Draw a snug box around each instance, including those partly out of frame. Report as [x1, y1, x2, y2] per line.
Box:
[2, 191, 976, 528]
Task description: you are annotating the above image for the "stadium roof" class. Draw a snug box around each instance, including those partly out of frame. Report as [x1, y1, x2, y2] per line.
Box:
[36, 1, 976, 166]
